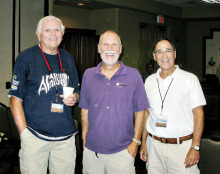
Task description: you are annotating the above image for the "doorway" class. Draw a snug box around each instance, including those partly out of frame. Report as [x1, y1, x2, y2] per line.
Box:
[139, 24, 167, 73]
[60, 28, 97, 82]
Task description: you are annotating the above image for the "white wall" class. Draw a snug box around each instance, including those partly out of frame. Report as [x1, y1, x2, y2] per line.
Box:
[90, 8, 118, 35]
[0, 0, 44, 106]
[118, 8, 187, 71]
[20, 0, 44, 51]
[54, 5, 187, 73]
[54, 5, 91, 29]
[0, 0, 13, 106]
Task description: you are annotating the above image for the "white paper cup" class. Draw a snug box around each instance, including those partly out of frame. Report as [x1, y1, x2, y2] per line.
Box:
[63, 87, 74, 98]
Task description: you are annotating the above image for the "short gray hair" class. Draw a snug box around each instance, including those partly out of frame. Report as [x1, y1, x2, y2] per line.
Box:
[36, 15, 65, 34]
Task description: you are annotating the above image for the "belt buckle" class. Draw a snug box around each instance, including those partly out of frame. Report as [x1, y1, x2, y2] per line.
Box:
[179, 138, 182, 144]
[161, 138, 167, 144]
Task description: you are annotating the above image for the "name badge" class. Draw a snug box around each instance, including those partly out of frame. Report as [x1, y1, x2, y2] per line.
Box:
[155, 115, 168, 128]
[51, 101, 64, 113]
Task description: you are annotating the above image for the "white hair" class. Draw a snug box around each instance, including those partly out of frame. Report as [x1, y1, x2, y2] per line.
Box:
[36, 15, 65, 34]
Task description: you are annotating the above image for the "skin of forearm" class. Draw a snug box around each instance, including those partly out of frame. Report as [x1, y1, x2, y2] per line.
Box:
[192, 106, 204, 146]
[133, 110, 145, 140]
[9, 96, 27, 134]
[141, 110, 149, 142]
[81, 109, 89, 148]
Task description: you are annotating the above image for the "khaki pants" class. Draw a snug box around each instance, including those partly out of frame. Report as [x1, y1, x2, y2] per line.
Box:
[146, 135, 200, 174]
[83, 147, 135, 174]
[19, 128, 76, 174]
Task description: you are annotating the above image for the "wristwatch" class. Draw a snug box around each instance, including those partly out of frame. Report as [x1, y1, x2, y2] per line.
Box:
[133, 138, 141, 145]
[191, 145, 200, 151]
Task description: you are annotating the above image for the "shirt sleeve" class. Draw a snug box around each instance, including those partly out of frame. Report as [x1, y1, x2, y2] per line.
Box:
[189, 74, 206, 108]
[8, 54, 27, 100]
[133, 69, 150, 112]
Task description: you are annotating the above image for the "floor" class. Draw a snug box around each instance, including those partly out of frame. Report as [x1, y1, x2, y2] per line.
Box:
[0, 139, 20, 174]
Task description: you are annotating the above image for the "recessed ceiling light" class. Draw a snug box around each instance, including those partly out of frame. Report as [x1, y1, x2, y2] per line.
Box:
[77, 3, 85, 5]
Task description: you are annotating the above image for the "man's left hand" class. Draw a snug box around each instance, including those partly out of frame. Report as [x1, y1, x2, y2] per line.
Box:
[60, 93, 78, 106]
[184, 148, 200, 168]
[126, 141, 139, 158]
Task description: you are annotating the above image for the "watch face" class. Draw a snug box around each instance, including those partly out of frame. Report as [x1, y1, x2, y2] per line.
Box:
[191, 145, 200, 151]
[195, 146, 200, 150]
[191, 146, 200, 151]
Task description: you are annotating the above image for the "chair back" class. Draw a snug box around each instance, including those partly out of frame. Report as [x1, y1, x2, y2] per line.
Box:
[0, 103, 12, 138]
[0, 103, 19, 140]
[199, 138, 220, 174]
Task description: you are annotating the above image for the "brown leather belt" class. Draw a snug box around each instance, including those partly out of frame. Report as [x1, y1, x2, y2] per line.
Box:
[149, 133, 193, 144]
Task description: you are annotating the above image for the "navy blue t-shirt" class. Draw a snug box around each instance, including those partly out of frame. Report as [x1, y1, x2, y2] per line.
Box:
[9, 45, 80, 141]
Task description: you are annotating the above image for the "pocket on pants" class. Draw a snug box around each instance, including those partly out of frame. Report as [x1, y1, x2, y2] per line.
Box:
[123, 149, 135, 160]
[20, 128, 33, 140]
[186, 164, 199, 174]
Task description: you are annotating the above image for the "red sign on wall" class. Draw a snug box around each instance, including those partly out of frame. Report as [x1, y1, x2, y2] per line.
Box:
[157, 15, 164, 24]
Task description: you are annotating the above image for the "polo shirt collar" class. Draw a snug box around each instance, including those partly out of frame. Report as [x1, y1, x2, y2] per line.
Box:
[156, 65, 180, 80]
[95, 61, 127, 76]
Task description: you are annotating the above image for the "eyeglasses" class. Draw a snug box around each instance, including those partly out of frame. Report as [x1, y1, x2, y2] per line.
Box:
[154, 49, 174, 57]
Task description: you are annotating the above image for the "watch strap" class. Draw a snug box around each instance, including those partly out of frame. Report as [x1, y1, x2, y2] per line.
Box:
[133, 138, 141, 145]
[191, 145, 200, 151]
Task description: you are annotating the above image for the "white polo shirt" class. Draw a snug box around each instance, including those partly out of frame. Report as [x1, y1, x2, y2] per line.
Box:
[145, 66, 206, 138]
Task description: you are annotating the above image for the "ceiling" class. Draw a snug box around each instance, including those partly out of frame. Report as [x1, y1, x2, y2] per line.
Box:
[54, 0, 220, 9]
[154, 0, 220, 7]
[54, 0, 117, 10]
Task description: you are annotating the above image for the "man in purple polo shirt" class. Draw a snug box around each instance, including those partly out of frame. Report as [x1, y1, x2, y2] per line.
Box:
[79, 30, 150, 174]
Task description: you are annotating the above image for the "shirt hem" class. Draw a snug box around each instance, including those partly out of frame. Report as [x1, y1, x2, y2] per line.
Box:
[27, 126, 78, 141]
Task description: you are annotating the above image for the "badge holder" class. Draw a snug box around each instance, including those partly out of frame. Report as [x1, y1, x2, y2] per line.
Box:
[155, 115, 168, 128]
[155, 78, 173, 128]
[51, 86, 64, 113]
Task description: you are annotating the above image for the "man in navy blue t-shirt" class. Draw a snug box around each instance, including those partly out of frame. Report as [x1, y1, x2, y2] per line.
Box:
[8, 16, 80, 174]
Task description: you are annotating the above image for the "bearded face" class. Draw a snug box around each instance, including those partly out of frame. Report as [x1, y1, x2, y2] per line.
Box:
[98, 32, 122, 66]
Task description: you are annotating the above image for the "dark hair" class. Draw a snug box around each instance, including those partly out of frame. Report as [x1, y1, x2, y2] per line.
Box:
[153, 38, 176, 53]
[146, 63, 153, 69]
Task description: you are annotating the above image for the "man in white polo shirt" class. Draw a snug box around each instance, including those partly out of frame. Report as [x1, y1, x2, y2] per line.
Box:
[140, 38, 206, 174]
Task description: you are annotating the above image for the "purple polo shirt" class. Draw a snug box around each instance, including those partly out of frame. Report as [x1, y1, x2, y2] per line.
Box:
[79, 61, 149, 154]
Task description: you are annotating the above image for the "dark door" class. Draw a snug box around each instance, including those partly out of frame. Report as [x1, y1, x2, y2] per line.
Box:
[60, 28, 97, 82]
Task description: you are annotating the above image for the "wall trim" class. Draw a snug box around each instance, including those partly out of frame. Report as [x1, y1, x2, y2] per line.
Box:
[12, 0, 16, 70]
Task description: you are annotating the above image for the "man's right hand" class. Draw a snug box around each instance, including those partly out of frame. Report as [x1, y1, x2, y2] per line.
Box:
[9, 96, 27, 134]
[140, 143, 148, 162]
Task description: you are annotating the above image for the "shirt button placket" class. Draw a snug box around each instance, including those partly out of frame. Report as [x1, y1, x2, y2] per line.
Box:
[106, 78, 110, 110]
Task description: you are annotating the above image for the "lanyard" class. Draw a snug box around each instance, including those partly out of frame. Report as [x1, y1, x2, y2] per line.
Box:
[40, 44, 65, 72]
[157, 78, 174, 115]
[40, 44, 66, 102]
